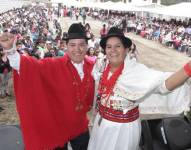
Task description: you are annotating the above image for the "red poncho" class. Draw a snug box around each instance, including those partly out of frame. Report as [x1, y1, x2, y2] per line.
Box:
[13, 55, 95, 150]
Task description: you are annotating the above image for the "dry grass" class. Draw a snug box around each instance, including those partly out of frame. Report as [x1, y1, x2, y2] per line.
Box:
[0, 80, 19, 125]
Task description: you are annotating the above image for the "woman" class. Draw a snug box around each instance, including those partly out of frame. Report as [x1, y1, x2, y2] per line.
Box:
[85, 23, 92, 39]
[88, 27, 191, 150]
[86, 47, 97, 63]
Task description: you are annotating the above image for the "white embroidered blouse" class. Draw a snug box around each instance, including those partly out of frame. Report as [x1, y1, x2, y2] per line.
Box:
[92, 55, 191, 115]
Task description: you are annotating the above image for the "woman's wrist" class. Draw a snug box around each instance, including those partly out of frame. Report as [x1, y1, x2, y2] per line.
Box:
[183, 63, 191, 77]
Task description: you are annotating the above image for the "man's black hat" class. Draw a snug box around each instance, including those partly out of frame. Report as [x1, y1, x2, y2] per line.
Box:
[100, 27, 132, 49]
[63, 23, 90, 41]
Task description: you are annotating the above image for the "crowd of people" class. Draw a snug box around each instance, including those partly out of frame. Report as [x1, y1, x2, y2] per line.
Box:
[58, 5, 191, 56]
[0, 2, 191, 150]
[88, 9, 191, 56]
[0, 4, 141, 100]
[1, 3, 191, 99]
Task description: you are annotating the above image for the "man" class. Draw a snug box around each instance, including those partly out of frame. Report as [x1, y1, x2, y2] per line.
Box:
[0, 23, 95, 150]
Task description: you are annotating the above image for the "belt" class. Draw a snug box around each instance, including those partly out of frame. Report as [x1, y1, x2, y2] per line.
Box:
[98, 102, 139, 123]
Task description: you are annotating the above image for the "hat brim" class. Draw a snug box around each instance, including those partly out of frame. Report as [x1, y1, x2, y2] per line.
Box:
[100, 34, 132, 49]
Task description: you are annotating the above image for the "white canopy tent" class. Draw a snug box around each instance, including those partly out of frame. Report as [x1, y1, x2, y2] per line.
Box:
[51, 0, 81, 7]
[50, 0, 167, 14]
[148, 2, 191, 18]
[0, 0, 30, 13]
[107, 2, 139, 12]
[50, 0, 191, 19]
[50, 0, 139, 11]
[88, 1, 139, 12]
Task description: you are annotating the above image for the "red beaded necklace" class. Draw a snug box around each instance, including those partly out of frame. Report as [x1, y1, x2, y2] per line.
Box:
[98, 62, 124, 106]
[97, 62, 124, 125]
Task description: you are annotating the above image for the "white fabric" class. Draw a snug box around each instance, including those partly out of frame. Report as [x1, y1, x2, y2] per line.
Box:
[71, 61, 84, 80]
[7, 51, 20, 72]
[88, 114, 141, 150]
[88, 55, 191, 150]
[88, 40, 97, 49]
[39, 49, 45, 59]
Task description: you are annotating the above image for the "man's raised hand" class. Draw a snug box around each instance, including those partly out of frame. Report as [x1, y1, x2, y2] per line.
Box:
[0, 32, 16, 54]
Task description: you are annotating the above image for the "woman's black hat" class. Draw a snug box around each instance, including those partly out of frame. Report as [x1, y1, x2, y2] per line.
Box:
[100, 27, 132, 49]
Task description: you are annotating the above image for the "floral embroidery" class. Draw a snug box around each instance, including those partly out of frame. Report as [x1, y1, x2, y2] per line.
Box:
[100, 94, 136, 111]
[113, 86, 145, 100]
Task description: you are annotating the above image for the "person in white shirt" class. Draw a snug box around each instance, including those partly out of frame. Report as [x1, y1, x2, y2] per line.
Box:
[88, 34, 98, 49]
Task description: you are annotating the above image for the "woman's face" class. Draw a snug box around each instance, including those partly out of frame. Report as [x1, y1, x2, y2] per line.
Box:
[105, 37, 127, 67]
[89, 48, 95, 56]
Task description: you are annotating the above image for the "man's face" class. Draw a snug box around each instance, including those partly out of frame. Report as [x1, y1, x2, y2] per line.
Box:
[59, 41, 66, 50]
[16, 44, 22, 50]
[46, 43, 52, 50]
[39, 42, 45, 48]
[66, 39, 87, 64]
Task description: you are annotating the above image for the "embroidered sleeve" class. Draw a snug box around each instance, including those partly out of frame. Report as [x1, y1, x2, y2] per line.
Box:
[157, 81, 171, 94]
[113, 86, 145, 101]
[154, 73, 172, 94]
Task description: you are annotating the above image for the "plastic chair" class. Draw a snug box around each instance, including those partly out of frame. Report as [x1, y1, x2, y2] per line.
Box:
[140, 117, 191, 150]
[140, 119, 170, 150]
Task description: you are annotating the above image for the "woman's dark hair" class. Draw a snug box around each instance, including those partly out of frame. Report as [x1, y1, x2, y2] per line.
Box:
[85, 23, 91, 30]
[86, 47, 95, 56]
[129, 43, 136, 53]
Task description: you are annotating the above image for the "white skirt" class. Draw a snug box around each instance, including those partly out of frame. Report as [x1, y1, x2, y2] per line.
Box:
[88, 113, 141, 150]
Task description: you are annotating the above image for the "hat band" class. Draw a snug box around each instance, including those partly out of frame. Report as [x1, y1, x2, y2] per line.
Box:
[67, 33, 87, 39]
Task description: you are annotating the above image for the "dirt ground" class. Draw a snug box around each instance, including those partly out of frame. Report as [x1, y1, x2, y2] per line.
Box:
[0, 16, 190, 125]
